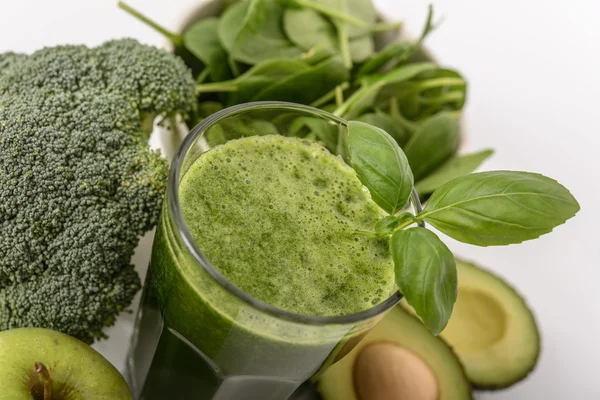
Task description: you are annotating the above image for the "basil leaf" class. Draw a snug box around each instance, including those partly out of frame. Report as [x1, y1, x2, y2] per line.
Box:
[390, 227, 457, 335]
[415, 149, 494, 195]
[183, 18, 232, 82]
[418, 171, 581, 246]
[404, 112, 461, 181]
[347, 121, 414, 214]
[283, 8, 338, 52]
[226, 0, 304, 65]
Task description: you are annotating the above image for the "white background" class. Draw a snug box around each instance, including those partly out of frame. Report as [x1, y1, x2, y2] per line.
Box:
[1, 0, 598, 399]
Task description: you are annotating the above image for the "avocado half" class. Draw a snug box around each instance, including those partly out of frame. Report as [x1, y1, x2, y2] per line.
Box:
[318, 306, 472, 400]
[409, 259, 541, 389]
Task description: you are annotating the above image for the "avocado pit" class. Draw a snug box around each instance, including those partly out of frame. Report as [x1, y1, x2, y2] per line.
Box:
[353, 342, 438, 400]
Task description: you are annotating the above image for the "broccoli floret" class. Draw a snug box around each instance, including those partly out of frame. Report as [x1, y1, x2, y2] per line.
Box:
[0, 39, 195, 343]
[0, 39, 197, 138]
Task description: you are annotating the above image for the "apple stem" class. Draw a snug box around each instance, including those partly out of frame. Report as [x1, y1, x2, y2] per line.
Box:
[35, 362, 52, 400]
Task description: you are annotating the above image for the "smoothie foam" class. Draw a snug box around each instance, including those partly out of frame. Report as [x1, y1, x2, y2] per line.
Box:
[179, 135, 395, 317]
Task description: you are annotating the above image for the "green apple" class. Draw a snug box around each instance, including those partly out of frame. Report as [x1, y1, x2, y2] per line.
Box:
[0, 328, 132, 400]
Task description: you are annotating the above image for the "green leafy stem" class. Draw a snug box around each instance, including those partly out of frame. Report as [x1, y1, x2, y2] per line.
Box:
[346, 121, 580, 335]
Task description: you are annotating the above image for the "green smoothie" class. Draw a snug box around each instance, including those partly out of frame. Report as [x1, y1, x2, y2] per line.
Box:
[179, 135, 395, 316]
[128, 134, 397, 400]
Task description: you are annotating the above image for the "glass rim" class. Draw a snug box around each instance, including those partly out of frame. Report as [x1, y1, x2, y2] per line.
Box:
[168, 101, 423, 326]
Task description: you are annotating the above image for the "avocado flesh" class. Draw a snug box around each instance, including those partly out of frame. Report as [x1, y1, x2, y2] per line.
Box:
[318, 306, 471, 400]
[404, 260, 540, 389]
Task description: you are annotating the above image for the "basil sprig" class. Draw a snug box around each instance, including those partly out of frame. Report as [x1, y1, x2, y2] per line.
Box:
[347, 122, 579, 334]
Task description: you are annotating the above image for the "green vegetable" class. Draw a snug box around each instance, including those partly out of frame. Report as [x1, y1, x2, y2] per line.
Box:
[183, 18, 232, 82]
[329, 0, 376, 38]
[355, 111, 408, 146]
[415, 149, 494, 195]
[347, 121, 414, 215]
[357, 4, 436, 77]
[196, 57, 348, 106]
[289, 116, 338, 151]
[253, 56, 348, 103]
[227, 0, 305, 65]
[403, 111, 461, 180]
[345, 122, 579, 334]
[349, 34, 374, 63]
[218, 1, 249, 52]
[118, 0, 473, 190]
[197, 101, 225, 119]
[417, 171, 581, 246]
[0, 39, 196, 344]
[197, 59, 309, 104]
[334, 62, 438, 119]
[118, 1, 229, 81]
[277, 0, 366, 27]
[391, 227, 457, 335]
[379, 68, 467, 120]
[283, 8, 338, 52]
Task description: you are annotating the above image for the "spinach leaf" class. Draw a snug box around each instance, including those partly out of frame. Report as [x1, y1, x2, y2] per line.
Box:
[252, 57, 349, 105]
[217, 1, 249, 52]
[225, 0, 304, 64]
[358, 4, 435, 77]
[228, 59, 310, 105]
[311, 82, 350, 108]
[289, 117, 338, 151]
[377, 68, 467, 121]
[335, 62, 438, 119]
[206, 117, 280, 146]
[418, 171, 581, 246]
[390, 227, 457, 335]
[356, 111, 408, 147]
[278, 0, 366, 27]
[184, 18, 232, 82]
[283, 8, 338, 52]
[347, 121, 414, 214]
[197, 101, 224, 119]
[196, 59, 311, 104]
[316, 0, 353, 68]
[415, 149, 494, 195]
[403, 111, 461, 181]
[349, 34, 375, 63]
[343, 0, 377, 38]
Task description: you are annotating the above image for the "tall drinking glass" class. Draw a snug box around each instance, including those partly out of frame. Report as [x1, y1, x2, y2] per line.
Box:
[125, 102, 421, 400]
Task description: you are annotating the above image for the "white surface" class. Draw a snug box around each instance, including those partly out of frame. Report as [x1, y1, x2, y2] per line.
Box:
[1, 0, 598, 398]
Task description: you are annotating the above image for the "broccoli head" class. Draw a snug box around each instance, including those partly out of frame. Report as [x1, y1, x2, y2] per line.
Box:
[0, 39, 196, 343]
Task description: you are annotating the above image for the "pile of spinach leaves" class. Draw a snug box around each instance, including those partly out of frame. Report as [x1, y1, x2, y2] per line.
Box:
[119, 0, 580, 334]
[120, 0, 483, 196]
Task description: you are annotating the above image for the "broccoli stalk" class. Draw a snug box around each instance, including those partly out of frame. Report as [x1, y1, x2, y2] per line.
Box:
[0, 39, 196, 343]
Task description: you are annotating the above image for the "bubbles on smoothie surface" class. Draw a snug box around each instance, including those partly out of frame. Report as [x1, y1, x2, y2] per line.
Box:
[178, 135, 396, 316]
